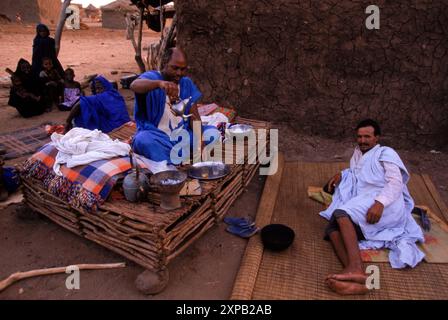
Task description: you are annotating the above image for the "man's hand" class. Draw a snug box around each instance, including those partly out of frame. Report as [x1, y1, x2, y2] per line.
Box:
[326, 172, 342, 193]
[158, 81, 178, 99]
[366, 201, 384, 224]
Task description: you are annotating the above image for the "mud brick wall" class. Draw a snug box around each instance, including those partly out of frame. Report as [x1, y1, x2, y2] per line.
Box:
[175, 0, 448, 149]
[0, 0, 61, 24]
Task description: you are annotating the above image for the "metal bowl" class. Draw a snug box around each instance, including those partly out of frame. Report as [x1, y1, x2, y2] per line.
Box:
[150, 170, 187, 193]
[227, 124, 254, 136]
[188, 161, 231, 180]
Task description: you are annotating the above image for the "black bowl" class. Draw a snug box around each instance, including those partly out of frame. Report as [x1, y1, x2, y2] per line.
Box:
[261, 224, 295, 251]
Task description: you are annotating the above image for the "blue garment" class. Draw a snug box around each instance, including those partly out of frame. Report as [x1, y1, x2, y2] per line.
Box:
[132, 71, 217, 163]
[74, 76, 130, 134]
[320, 145, 425, 269]
[2, 166, 20, 193]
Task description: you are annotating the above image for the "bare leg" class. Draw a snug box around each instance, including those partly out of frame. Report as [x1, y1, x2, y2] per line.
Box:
[335, 216, 363, 274]
[328, 230, 348, 267]
[326, 217, 368, 295]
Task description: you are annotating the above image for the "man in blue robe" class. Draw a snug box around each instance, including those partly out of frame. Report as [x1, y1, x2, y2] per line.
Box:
[130, 47, 217, 164]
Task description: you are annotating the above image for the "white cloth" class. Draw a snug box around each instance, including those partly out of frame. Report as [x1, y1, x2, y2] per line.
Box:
[133, 153, 177, 174]
[351, 148, 404, 207]
[158, 96, 183, 136]
[320, 145, 425, 269]
[200, 112, 229, 127]
[50, 128, 131, 176]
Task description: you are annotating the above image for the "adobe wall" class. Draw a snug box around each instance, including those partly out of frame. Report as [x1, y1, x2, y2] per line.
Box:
[176, 0, 448, 149]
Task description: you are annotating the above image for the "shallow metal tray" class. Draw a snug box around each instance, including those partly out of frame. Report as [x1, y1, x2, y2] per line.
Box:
[187, 161, 231, 180]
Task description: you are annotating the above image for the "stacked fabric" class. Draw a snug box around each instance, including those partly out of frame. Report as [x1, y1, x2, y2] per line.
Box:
[20, 128, 171, 211]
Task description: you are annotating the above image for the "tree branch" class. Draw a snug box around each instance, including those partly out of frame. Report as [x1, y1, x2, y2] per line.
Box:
[55, 0, 72, 57]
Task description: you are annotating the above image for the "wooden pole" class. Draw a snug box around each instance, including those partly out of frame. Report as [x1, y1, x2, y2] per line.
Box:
[0, 262, 126, 293]
[157, 14, 177, 70]
[135, 6, 146, 73]
[55, 0, 72, 57]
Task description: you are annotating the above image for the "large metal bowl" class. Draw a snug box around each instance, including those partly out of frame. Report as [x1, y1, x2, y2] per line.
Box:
[227, 124, 254, 136]
[150, 170, 187, 193]
[188, 161, 230, 180]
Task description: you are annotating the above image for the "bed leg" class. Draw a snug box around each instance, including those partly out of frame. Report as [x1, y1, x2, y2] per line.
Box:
[135, 267, 169, 295]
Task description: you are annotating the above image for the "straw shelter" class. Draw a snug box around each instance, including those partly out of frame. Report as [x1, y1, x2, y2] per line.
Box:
[101, 0, 138, 29]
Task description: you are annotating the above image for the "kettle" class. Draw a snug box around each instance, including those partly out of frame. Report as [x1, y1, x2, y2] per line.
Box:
[122, 152, 150, 202]
[170, 96, 193, 120]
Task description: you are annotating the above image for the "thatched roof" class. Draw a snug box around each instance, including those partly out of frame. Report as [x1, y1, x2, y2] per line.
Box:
[85, 4, 98, 11]
[101, 0, 137, 12]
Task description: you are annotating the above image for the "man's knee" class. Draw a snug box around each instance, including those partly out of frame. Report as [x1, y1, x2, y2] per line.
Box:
[333, 209, 351, 226]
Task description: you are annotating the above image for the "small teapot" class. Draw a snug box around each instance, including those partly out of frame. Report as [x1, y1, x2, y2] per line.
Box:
[170, 96, 193, 120]
[122, 152, 150, 202]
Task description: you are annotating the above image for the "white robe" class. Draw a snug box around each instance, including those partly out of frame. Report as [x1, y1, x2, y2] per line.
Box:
[320, 144, 425, 268]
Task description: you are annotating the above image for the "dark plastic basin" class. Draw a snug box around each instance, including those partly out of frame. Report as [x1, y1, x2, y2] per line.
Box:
[261, 224, 295, 251]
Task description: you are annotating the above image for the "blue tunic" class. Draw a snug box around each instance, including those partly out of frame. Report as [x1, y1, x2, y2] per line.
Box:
[132, 71, 217, 164]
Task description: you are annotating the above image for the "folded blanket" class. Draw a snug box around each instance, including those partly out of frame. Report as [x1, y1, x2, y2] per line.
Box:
[21, 144, 171, 211]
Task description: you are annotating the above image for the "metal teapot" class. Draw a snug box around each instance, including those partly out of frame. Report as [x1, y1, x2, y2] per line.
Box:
[170, 96, 193, 120]
[122, 152, 150, 202]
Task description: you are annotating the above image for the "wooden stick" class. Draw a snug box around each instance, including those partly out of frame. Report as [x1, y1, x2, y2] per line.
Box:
[0, 263, 125, 292]
[135, 6, 146, 73]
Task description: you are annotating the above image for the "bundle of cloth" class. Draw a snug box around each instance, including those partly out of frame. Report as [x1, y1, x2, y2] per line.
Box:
[21, 128, 172, 211]
[50, 128, 131, 176]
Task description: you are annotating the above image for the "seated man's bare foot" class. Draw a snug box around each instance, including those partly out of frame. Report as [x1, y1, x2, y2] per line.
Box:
[326, 278, 369, 295]
[326, 272, 367, 284]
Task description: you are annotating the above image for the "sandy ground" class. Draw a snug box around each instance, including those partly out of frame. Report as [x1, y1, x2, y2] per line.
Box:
[0, 23, 447, 300]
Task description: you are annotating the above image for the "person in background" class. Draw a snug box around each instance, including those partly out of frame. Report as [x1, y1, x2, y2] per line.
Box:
[8, 59, 46, 118]
[59, 68, 82, 111]
[32, 24, 64, 77]
[39, 57, 64, 111]
[65, 76, 130, 133]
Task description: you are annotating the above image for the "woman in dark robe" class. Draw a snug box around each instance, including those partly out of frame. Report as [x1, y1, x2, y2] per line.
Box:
[31, 24, 64, 77]
[8, 59, 46, 118]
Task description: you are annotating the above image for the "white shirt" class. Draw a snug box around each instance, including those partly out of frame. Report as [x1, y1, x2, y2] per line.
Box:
[158, 96, 183, 137]
[352, 146, 403, 207]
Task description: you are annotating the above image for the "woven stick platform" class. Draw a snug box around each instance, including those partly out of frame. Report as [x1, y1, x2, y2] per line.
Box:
[21, 118, 271, 274]
[231, 160, 448, 300]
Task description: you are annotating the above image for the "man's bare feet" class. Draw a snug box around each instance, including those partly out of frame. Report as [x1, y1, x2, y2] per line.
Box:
[326, 278, 369, 295]
[326, 272, 367, 284]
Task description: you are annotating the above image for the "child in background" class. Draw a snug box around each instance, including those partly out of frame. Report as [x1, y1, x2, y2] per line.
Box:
[39, 57, 64, 111]
[59, 68, 82, 111]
